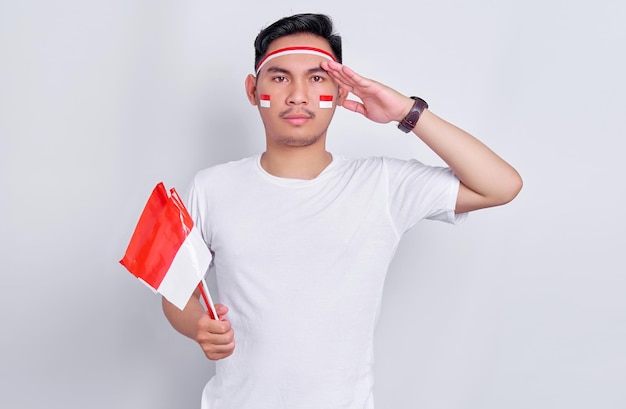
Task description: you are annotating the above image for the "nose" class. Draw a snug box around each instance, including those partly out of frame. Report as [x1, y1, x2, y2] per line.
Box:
[287, 80, 308, 106]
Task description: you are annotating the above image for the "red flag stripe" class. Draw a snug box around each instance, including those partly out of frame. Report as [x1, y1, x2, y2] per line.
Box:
[120, 184, 192, 289]
[121, 183, 168, 267]
[320, 95, 333, 101]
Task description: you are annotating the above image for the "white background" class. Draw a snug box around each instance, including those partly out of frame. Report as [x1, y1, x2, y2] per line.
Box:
[1, 1, 625, 408]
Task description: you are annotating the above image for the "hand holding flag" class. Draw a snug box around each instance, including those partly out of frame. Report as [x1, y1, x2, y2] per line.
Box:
[119, 182, 217, 319]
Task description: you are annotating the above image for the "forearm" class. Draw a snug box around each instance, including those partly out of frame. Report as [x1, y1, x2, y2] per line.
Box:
[162, 290, 205, 340]
[322, 61, 521, 207]
[412, 109, 522, 205]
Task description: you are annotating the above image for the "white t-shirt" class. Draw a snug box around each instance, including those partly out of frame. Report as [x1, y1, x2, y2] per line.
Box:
[185, 154, 466, 409]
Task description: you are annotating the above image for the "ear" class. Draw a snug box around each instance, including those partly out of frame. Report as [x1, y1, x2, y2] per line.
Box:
[335, 85, 349, 107]
[245, 74, 258, 106]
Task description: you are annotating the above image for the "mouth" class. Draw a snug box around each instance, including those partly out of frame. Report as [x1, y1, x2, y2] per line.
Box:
[283, 116, 310, 126]
[280, 109, 315, 126]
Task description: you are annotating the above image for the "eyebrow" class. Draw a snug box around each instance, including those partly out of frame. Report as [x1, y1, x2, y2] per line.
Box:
[265, 66, 328, 76]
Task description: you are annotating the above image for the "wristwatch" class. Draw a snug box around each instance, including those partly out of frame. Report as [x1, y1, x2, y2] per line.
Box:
[397, 96, 428, 133]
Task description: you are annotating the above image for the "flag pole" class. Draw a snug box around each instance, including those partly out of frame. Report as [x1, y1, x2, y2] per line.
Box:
[198, 279, 218, 320]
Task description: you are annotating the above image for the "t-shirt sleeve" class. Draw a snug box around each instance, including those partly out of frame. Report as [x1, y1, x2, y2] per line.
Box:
[386, 157, 468, 234]
[183, 173, 211, 248]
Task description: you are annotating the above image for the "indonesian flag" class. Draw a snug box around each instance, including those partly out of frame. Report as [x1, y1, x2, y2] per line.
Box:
[119, 182, 214, 313]
[319, 95, 333, 108]
[260, 94, 271, 108]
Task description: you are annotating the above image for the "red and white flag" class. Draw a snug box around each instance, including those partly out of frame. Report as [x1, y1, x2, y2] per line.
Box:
[119, 182, 216, 315]
[319, 95, 333, 109]
[260, 94, 271, 108]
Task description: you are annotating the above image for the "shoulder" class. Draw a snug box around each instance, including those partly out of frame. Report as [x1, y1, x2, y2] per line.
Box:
[335, 155, 428, 175]
[192, 156, 259, 185]
[186, 156, 259, 203]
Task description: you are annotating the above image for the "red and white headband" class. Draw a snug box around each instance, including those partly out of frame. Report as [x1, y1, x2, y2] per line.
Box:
[255, 46, 337, 74]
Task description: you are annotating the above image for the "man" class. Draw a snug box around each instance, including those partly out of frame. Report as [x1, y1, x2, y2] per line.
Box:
[163, 13, 522, 409]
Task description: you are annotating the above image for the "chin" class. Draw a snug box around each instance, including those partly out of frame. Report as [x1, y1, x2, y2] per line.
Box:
[282, 138, 320, 147]
[274, 132, 325, 147]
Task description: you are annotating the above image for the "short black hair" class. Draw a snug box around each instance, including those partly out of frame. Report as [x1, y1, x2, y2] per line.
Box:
[253, 13, 342, 70]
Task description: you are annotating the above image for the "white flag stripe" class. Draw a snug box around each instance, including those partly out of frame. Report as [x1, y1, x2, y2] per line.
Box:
[256, 48, 335, 74]
[319, 101, 333, 108]
[157, 226, 212, 310]
[260, 99, 270, 108]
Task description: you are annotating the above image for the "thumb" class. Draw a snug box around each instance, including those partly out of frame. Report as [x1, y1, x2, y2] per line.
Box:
[341, 99, 365, 116]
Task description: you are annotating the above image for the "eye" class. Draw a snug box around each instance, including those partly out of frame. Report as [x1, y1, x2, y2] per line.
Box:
[311, 75, 324, 82]
[272, 76, 287, 83]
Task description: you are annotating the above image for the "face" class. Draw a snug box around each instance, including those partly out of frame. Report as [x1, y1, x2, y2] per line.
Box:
[245, 33, 348, 148]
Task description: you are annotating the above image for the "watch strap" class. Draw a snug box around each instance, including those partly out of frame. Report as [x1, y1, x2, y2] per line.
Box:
[397, 96, 428, 133]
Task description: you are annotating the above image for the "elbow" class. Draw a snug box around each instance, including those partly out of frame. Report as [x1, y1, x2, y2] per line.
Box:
[457, 171, 523, 213]
[497, 171, 523, 205]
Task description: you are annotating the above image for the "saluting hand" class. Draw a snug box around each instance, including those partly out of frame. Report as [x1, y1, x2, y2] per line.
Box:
[321, 60, 415, 124]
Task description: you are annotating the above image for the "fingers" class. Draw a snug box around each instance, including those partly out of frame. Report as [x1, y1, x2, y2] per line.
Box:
[323, 62, 353, 90]
[322, 60, 377, 117]
[322, 60, 372, 92]
[322, 60, 405, 123]
[323, 62, 355, 92]
[341, 99, 367, 116]
[196, 304, 235, 360]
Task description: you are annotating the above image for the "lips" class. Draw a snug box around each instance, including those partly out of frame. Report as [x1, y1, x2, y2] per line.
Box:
[281, 111, 314, 126]
[284, 116, 310, 126]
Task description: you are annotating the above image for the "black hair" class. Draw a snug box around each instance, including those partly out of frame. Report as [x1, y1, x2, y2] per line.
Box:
[253, 13, 342, 70]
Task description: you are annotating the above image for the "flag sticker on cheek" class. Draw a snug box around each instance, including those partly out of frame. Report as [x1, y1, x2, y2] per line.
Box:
[319, 95, 333, 109]
[259, 94, 271, 108]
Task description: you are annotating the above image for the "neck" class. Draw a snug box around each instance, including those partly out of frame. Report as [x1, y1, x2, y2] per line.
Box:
[260, 145, 332, 180]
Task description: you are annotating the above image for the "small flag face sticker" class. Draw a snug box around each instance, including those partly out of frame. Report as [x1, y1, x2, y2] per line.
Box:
[260, 94, 271, 108]
[319, 95, 333, 108]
